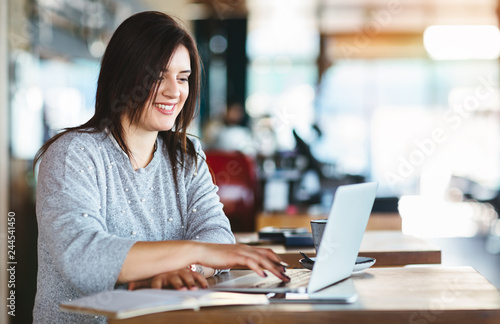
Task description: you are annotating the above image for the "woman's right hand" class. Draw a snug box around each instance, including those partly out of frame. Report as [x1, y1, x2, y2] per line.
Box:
[118, 240, 290, 284]
[194, 243, 290, 282]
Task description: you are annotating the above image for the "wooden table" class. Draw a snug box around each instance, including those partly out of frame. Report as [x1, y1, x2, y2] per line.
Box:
[235, 230, 442, 268]
[110, 266, 500, 324]
[257, 212, 402, 231]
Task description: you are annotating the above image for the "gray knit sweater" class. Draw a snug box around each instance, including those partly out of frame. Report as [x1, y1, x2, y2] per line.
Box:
[33, 130, 235, 323]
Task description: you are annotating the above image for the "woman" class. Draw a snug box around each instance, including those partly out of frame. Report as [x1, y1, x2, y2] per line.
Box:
[33, 11, 289, 323]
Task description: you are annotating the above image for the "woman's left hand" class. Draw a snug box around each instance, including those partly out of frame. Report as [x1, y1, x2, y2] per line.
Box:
[128, 268, 208, 290]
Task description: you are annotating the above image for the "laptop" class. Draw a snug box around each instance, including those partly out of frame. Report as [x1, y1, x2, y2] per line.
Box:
[212, 182, 378, 302]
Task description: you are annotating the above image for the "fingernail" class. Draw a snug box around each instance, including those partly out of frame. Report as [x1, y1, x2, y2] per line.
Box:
[279, 261, 290, 268]
[282, 273, 291, 281]
[263, 272, 268, 277]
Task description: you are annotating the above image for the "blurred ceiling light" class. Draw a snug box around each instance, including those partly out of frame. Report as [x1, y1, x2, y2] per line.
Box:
[448, 86, 500, 111]
[399, 195, 479, 237]
[26, 87, 44, 112]
[424, 25, 500, 60]
[89, 39, 106, 58]
[245, 93, 271, 118]
[246, 0, 318, 59]
[38, 0, 62, 9]
[46, 87, 84, 130]
[209, 35, 228, 54]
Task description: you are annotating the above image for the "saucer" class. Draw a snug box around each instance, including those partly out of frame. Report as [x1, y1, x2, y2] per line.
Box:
[299, 256, 376, 272]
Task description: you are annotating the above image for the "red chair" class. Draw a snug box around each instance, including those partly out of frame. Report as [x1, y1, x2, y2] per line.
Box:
[205, 150, 260, 232]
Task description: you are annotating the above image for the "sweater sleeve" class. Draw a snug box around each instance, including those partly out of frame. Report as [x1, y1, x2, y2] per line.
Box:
[36, 133, 137, 296]
[183, 138, 236, 244]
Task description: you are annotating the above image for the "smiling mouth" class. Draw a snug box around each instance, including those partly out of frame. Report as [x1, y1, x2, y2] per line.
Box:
[154, 103, 175, 111]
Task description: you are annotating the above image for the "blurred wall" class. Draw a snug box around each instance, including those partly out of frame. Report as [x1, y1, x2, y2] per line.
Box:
[6, 1, 38, 322]
[1, 0, 9, 323]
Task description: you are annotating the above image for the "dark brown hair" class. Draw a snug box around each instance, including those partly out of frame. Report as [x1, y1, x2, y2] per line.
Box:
[33, 11, 200, 179]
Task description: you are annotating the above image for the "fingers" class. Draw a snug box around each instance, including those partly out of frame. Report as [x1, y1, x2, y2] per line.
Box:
[175, 269, 208, 290]
[243, 246, 290, 282]
[254, 248, 289, 272]
[253, 255, 290, 282]
[233, 246, 290, 282]
[128, 279, 150, 290]
[143, 269, 209, 290]
[255, 247, 283, 264]
[244, 258, 267, 278]
[157, 274, 187, 290]
[196, 243, 290, 282]
[184, 269, 208, 289]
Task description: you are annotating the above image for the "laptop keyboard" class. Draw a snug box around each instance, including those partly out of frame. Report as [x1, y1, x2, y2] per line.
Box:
[252, 269, 311, 289]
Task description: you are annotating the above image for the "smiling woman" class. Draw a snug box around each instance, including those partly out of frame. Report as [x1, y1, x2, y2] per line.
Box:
[139, 46, 191, 133]
[32, 11, 289, 324]
[120, 45, 192, 170]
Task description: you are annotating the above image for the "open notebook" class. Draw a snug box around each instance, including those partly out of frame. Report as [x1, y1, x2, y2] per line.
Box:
[60, 289, 268, 320]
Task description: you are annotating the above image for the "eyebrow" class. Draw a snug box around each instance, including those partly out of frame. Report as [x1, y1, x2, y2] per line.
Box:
[160, 69, 191, 74]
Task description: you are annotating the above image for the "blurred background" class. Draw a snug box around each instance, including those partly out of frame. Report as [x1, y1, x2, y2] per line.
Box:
[1, 0, 500, 322]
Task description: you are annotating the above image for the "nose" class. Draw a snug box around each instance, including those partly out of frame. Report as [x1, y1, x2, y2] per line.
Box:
[160, 77, 180, 99]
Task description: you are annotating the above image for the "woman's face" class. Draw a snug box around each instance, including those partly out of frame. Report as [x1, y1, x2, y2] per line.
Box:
[138, 45, 191, 132]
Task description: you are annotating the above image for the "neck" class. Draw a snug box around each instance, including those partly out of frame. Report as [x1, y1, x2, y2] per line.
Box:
[121, 121, 158, 170]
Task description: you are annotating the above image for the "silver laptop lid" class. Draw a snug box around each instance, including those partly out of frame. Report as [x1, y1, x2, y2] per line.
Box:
[308, 182, 378, 293]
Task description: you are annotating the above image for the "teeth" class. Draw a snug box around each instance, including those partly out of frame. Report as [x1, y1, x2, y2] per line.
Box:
[155, 104, 174, 111]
